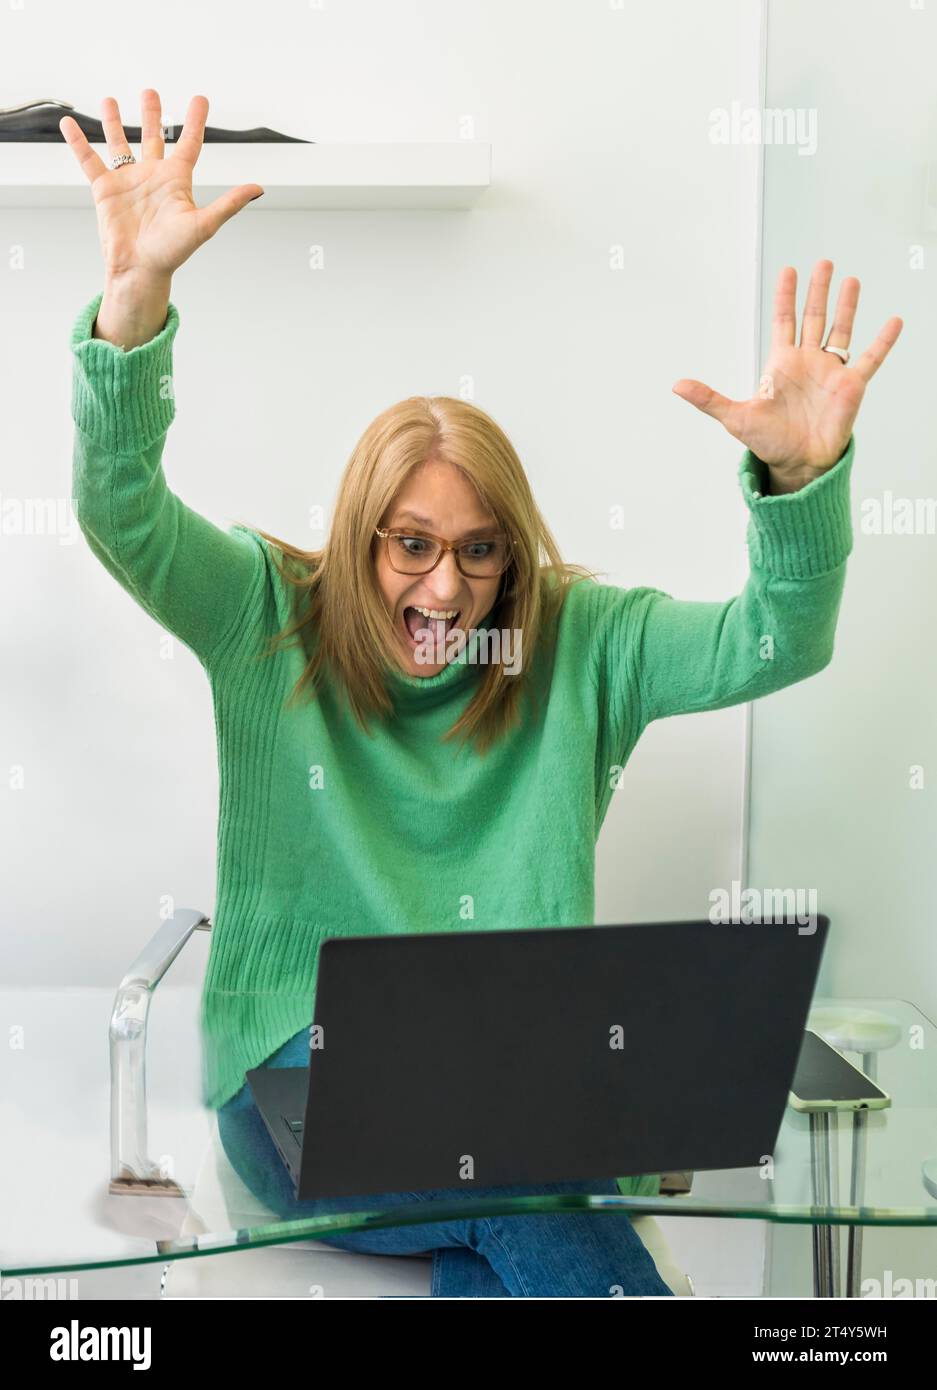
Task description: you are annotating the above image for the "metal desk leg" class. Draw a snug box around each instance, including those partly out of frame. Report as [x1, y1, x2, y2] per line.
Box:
[809, 1111, 836, 1296]
[828, 1112, 842, 1296]
[845, 1051, 874, 1297]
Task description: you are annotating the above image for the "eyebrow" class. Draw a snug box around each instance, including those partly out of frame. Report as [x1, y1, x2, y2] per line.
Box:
[390, 510, 499, 539]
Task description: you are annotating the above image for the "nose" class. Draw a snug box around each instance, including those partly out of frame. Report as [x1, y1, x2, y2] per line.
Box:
[424, 549, 464, 601]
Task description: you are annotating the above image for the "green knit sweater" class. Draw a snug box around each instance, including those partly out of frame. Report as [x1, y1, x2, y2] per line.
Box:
[69, 290, 854, 1199]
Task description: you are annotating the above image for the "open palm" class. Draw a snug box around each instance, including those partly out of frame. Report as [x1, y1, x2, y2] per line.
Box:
[59, 91, 263, 281]
[673, 262, 903, 482]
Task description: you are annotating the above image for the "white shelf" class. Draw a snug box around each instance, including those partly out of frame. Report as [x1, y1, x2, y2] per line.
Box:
[0, 141, 491, 210]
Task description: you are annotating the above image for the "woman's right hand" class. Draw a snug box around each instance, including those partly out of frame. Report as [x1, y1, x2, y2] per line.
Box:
[60, 90, 263, 347]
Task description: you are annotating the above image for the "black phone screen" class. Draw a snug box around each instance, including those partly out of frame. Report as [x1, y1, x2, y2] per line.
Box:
[791, 1029, 888, 1104]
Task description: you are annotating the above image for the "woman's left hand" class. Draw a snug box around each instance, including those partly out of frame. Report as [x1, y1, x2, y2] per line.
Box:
[672, 260, 903, 492]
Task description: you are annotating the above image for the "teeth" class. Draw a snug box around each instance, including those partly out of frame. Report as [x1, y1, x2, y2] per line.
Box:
[413, 605, 459, 620]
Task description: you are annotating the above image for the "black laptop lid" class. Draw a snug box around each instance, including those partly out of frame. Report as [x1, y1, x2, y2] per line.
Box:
[297, 916, 829, 1199]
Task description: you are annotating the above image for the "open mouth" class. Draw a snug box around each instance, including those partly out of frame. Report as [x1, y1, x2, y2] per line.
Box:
[401, 605, 463, 647]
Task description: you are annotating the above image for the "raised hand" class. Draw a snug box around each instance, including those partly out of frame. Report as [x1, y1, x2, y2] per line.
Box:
[60, 90, 263, 347]
[60, 90, 262, 280]
[672, 261, 903, 491]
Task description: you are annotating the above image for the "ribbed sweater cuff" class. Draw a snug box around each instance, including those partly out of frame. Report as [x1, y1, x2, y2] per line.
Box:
[737, 433, 855, 580]
[69, 290, 180, 453]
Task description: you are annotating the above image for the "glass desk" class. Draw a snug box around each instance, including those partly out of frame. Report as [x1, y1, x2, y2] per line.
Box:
[2, 927, 936, 1298]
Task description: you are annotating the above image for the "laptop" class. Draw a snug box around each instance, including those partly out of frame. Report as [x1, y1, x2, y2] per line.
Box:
[246, 915, 830, 1200]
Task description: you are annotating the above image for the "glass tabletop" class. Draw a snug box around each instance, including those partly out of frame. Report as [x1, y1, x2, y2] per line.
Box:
[2, 984, 936, 1278]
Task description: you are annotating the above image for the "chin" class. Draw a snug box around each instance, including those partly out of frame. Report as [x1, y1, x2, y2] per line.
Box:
[403, 649, 448, 677]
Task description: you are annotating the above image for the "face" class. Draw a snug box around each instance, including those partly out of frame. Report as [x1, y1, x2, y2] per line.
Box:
[375, 459, 504, 677]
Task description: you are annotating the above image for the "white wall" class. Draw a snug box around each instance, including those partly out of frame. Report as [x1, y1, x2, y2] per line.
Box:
[753, 0, 936, 1298]
[2, 0, 769, 1293]
[3, 0, 765, 981]
[753, 0, 936, 1033]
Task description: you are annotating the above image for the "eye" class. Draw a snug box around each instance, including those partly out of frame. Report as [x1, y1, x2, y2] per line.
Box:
[394, 534, 432, 555]
[460, 541, 495, 559]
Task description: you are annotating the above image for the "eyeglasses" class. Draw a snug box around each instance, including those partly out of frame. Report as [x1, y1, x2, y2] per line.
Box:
[374, 526, 513, 578]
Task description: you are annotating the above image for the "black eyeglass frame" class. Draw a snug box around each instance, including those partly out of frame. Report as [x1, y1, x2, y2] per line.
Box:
[374, 526, 515, 578]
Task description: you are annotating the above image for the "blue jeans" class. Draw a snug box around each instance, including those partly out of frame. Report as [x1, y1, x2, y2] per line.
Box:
[216, 1027, 674, 1298]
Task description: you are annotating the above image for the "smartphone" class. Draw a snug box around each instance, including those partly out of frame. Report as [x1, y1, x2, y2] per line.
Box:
[788, 1029, 891, 1112]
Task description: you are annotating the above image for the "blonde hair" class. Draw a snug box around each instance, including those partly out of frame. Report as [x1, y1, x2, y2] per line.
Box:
[244, 396, 599, 756]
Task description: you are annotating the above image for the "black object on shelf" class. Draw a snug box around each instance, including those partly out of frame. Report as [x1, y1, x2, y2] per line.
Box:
[0, 99, 312, 144]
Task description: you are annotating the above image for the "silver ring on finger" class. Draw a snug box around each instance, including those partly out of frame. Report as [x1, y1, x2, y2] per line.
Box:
[821, 335, 850, 365]
[110, 152, 137, 170]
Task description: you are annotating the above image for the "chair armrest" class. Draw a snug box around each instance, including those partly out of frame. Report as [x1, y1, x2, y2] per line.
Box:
[109, 907, 211, 1196]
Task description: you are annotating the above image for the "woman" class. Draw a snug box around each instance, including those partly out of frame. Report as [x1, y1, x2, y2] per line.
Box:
[62, 91, 901, 1298]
